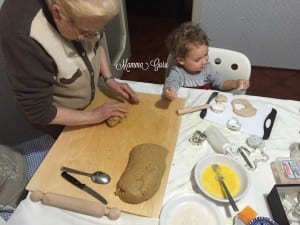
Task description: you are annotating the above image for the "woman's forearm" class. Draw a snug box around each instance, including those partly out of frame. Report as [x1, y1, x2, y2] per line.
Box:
[49, 107, 96, 126]
[99, 45, 112, 79]
[50, 102, 128, 126]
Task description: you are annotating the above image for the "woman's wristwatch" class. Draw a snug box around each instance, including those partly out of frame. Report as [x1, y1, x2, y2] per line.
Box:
[103, 75, 114, 83]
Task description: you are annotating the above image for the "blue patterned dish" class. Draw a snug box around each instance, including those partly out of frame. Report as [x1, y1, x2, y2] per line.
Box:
[249, 216, 279, 225]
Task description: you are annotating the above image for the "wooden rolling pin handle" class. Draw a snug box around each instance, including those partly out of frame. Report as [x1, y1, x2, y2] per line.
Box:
[30, 191, 120, 220]
[177, 104, 210, 115]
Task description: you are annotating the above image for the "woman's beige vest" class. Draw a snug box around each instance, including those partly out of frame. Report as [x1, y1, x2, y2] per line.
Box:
[30, 10, 101, 109]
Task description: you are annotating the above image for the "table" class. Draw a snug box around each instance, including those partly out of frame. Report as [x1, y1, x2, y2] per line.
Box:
[6, 80, 300, 225]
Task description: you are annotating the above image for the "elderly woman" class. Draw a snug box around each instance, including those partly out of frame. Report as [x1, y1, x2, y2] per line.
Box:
[0, 0, 139, 138]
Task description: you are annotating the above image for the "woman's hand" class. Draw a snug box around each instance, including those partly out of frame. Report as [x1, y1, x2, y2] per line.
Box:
[52, 103, 128, 126]
[90, 102, 128, 123]
[106, 79, 139, 104]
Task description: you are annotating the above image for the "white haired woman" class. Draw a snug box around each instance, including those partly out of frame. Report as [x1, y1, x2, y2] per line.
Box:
[0, 0, 139, 138]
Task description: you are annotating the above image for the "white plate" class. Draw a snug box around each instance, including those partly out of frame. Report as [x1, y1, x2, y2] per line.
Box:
[160, 193, 225, 225]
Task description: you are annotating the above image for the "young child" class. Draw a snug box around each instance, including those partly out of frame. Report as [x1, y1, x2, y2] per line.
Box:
[163, 22, 250, 101]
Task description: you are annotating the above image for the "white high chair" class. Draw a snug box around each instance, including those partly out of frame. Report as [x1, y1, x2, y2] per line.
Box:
[166, 47, 252, 94]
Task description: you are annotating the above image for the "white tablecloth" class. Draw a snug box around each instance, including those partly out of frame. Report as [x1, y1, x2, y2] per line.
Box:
[7, 80, 300, 225]
[0, 217, 5, 225]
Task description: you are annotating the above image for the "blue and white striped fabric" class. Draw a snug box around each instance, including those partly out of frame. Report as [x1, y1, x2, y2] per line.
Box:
[0, 135, 55, 221]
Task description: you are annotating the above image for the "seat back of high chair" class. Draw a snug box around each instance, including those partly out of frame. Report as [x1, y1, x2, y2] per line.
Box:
[166, 47, 252, 94]
[208, 47, 251, 94]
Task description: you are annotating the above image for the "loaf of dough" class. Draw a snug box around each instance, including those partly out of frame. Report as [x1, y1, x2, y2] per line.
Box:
[115, 143, 168, 204]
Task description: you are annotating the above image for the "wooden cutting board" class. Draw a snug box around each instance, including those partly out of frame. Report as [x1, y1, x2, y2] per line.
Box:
[26, 88, 185, 218]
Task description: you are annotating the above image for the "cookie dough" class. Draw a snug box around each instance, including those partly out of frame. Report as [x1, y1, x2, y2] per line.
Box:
[231, 98, 257, 117]
[106, 116, 122, 127]
[215, 94, 228, 103]
[115, 143, 168, 204]
[211, 103, 225, 113]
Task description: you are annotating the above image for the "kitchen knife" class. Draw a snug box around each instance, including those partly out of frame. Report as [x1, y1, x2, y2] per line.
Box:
[61, 171, 108, 205]
[200, 91, 219, 118]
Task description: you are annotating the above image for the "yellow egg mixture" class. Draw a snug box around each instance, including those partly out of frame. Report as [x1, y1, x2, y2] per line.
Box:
[201, 164, 240, 199]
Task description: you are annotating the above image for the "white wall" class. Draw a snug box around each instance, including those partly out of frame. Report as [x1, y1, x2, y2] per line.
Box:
[199, 0, 300, 70]
[104, 0, 131, 78]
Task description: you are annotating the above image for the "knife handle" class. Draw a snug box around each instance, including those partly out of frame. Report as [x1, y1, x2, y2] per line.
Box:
[238, 147, 256, 169]
[262, 108, 277, 139]
[61, 171, 84, 189]
[200, 91, 219, 118]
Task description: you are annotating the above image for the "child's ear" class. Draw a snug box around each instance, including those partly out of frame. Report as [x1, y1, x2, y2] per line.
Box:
[176, 57, 184, 66]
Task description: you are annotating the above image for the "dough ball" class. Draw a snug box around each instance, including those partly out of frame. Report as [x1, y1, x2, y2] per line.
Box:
[211, 103, 225, 113]
[106, 116, 122, 127]
[215, 94, 228, 103]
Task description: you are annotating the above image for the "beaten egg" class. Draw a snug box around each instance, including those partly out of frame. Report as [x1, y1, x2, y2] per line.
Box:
[201, 164, 240, 199]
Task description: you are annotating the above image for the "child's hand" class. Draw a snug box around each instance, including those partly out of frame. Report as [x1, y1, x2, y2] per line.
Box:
[164, 87, 177, 101]
[237, 79, 250, 90]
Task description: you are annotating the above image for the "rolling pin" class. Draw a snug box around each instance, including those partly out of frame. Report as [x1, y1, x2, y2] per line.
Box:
[30, 191, 120, 220]
[177, 103, 226, 115]
[177, 104, 210, 115]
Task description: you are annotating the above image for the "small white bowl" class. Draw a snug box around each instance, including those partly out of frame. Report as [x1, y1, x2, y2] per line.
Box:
[194, 154, 250, 203]
[160, 193, 225, 225]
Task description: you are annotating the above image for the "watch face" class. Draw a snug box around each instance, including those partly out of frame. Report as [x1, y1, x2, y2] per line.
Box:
[249, 217, 279, 225]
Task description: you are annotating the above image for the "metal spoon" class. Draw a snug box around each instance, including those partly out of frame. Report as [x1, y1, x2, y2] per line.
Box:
[61, 166, 111, 184]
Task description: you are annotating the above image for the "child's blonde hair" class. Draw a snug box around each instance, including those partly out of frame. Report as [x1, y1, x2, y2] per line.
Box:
[166, 21, 210, 59]
[46, 0, 120, 23]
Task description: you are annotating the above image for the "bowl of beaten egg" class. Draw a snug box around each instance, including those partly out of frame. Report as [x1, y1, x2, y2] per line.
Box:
[194, 154, 250, 202]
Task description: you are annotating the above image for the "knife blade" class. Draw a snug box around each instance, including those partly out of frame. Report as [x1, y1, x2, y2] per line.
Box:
[61, 171, 108, 205]
[200, 91, 219, 118]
